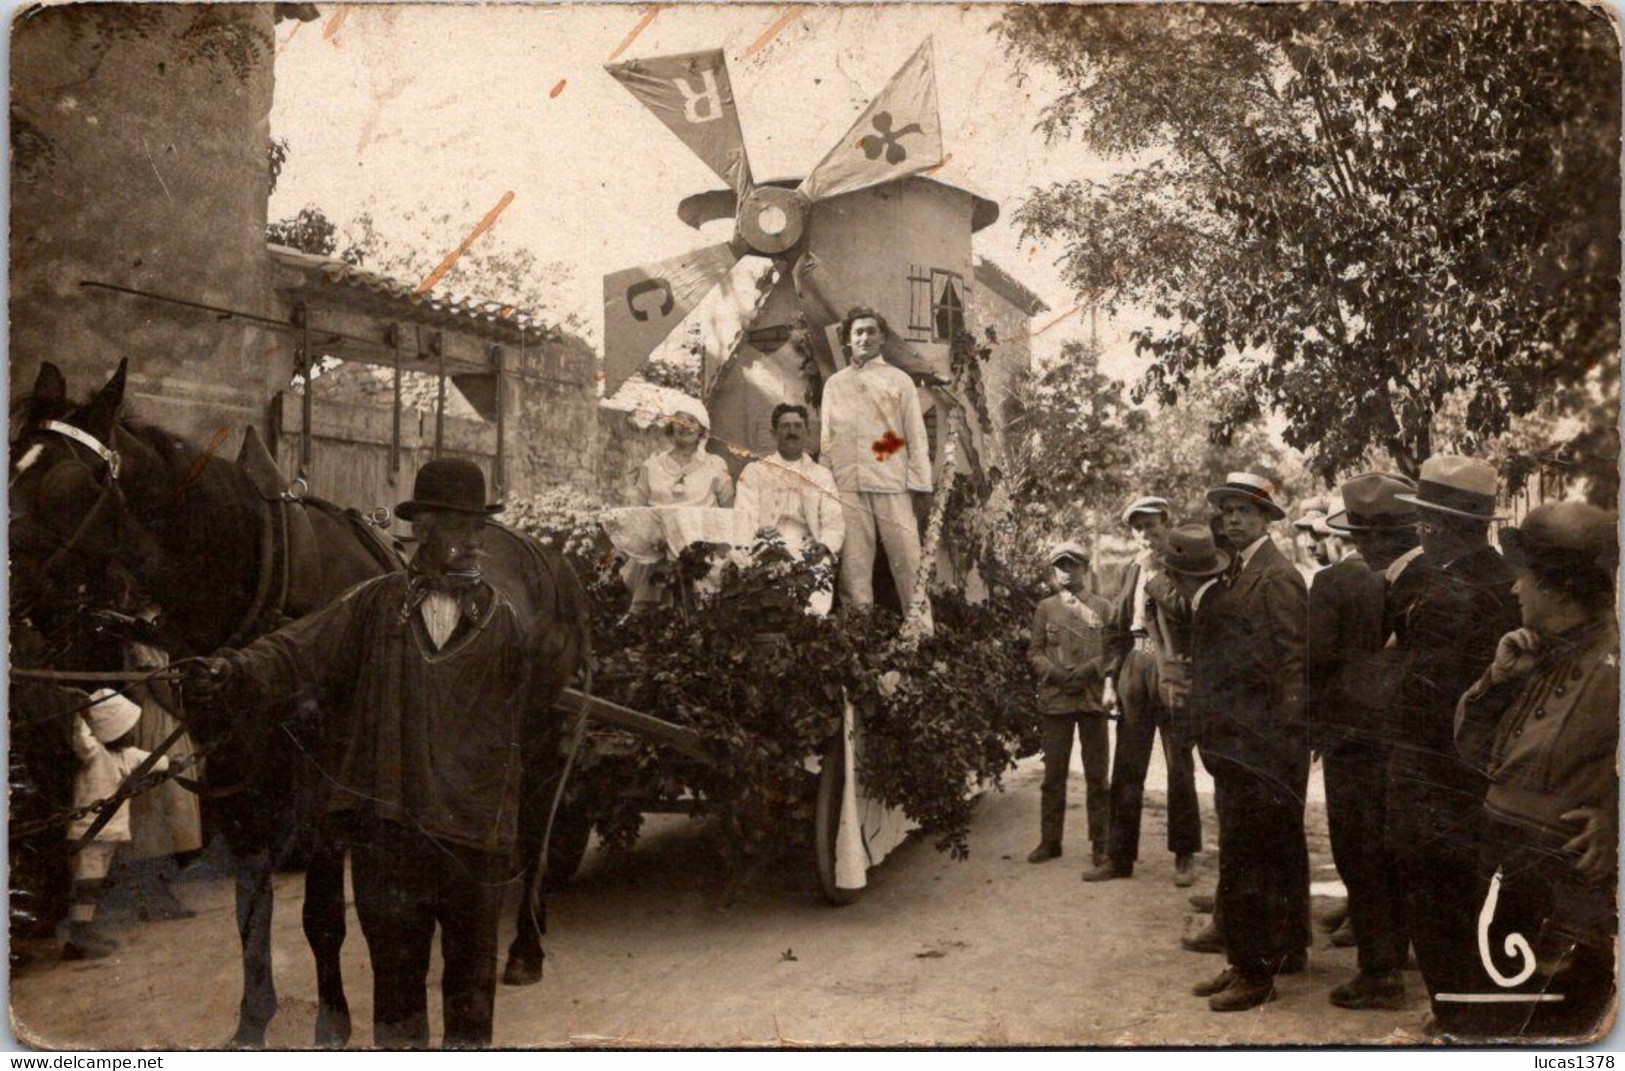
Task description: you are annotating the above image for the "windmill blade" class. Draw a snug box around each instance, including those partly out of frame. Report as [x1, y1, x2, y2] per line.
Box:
[603, 241, 744, 396]
[797, 39, 943, 204]
[606, 49, 753, 199]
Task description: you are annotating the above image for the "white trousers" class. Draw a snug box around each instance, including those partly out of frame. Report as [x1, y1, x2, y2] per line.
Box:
[837, 491, 923, 614]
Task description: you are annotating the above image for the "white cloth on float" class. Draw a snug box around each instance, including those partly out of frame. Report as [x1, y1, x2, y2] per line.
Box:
[834, 691, 914, 890]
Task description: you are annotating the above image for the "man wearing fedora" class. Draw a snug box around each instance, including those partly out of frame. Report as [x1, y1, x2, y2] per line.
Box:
[1184, 473, 1311, 1011]
[190, 458, 573, 1048]
[1085, 496, 1202, 887]
[1453, 501, 1618, 1037]
[1027, 542, 1114, 866]
[1383, 455, 1519, 1033]
[1312, 473, 1423, 1010]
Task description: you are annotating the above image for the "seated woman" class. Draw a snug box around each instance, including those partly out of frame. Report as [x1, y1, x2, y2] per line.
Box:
[624, 400, 734, 611]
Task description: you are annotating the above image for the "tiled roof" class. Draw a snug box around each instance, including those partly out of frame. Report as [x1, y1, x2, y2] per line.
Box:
[268, 243, 556, 343]
[974, 257, 1050, 317]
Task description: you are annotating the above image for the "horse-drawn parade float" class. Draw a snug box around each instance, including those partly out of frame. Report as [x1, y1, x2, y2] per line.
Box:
[10, 19, 1046, 1047]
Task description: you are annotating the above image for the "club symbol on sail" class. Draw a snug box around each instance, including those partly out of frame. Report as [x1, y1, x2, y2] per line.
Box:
[1476, 865, 1537, 988]
[859, 112, 923, 165]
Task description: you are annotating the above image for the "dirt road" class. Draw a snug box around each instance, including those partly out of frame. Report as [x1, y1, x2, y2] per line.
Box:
[12, 748, 1431, 1048]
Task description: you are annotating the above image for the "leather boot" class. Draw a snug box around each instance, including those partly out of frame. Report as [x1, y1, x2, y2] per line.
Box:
[1081, 861, 1131, 883]
[1329, 970, 1406, 1011]
[1181, 921, 1223, 953]
[1191, 966, 1236, 997]
[1188, 893, 1215, 913]
[1027, 842, 1062, 864]
[1173, 853, 1197, 887]
[1209, 973, 1278, 1012]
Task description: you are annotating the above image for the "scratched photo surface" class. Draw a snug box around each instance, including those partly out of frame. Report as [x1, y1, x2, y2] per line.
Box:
[8, 0, 1620, 1051]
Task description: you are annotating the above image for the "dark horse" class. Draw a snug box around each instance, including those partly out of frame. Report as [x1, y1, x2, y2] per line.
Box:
[9, 360, 587, 1046]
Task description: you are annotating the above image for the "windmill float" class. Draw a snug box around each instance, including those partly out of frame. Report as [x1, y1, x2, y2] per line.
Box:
[602, 40, 1000, 465]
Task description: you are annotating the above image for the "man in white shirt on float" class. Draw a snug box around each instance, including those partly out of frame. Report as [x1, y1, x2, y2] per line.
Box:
[735, 402, 846, 615]
[818, 307, 933, 620]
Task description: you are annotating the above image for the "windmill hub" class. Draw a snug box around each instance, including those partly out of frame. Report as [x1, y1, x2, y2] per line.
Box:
[737, 186, 809, 255]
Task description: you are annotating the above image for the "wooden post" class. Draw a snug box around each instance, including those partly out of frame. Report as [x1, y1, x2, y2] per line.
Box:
[297, 301, 313, 475]
[386, 324, 403, 485]
[491, 342, 507, 496]
[432, 331, 446, 457]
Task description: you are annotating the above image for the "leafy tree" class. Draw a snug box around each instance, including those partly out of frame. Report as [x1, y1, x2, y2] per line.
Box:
[265, 204, 366, 264]
[998, 3, 1619, 484]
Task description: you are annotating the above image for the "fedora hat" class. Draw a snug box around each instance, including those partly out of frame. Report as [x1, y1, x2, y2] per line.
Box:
[1121, 495, 1171, 526]
[396, 458, 503, 522]
[1158, 523, 1232, 578]
[1206, 472, 1287, 522]
[1326, 473, 1420, 532]
[1393, 455, 1505, 520]
[1048, 540, 1090, 566]
[1499, 501, 1617, 576]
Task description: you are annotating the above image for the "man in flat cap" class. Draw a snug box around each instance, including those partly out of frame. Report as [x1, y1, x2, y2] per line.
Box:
[1085, 496, 1202, 887]
[1384, 455, 1519, 1034]
[1027, 542, 1114, 865]
[1313, 473, 1423, 1010]
[1453, 501, 1618, 1037]
[1185, 473, 1311, 1011]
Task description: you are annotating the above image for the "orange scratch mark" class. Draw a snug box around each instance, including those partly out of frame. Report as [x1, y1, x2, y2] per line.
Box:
[414, 192, 516, 297]
[498, 305, 516, 320]
[276, 19, 304, 56]
[872, 430, 905, 462]
[922, 153, 954, 175]
[549, 79, 568, 99]
[172, 427, 230, 502]
[323, 4, 352, 43]
[1034, 305, 1080, 336]
[606, 5, 663, 63]
[745, 7, 801, 58]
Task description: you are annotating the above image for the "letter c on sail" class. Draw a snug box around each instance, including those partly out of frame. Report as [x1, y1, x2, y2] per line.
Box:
[1477, 866, 1537, 987]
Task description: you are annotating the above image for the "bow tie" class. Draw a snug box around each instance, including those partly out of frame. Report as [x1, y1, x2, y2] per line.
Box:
[401, 565, 486, 624]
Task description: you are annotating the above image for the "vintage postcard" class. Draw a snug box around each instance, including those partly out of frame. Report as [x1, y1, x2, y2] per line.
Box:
[7, 0, 1620, 1052]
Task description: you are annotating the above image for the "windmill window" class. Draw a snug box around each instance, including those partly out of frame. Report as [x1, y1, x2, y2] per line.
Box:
[931, 270, 965, 341]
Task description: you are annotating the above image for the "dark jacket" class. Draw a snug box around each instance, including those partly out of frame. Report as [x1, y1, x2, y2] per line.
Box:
[228, 571, 546, 855]
[1103, 555, 1178, 680]
[1384, 543, 1519, 835]
[1456, 615, 1619, 839]
[1189, 537, 1309, 780]
[1305, 555, 1389, 748]
[1030, 589, 1112, 715]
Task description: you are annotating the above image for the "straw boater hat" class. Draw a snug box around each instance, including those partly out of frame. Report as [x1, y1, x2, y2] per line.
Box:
[1292, 495, 1329, 532]
[1048, 541, 1090, 566]
[1393, 455, 1506, 521]
[1120, 496, 1171, 526]
[396, 458, 503, 522]
[1311, 497, 1343, 538]
[1158, 524, 1232, 578]
[1326, 473, 1419, 533]
[85, 689, 143, 745]
[1206, 472, 1287, 522]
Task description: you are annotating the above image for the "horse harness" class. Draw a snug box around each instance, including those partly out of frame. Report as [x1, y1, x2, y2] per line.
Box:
[29, 421, 126, 584]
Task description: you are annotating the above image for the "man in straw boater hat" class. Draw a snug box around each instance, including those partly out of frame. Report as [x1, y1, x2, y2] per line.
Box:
[191, 458, 584, 1048]
[1026, 542, 1114, 866]
[1380, 455, 1519, 1036]
[1085, 496, 1203, 887]
[1453, 500, 1618, 1038]
[1180, 472, 1312, 1011]
[1311, 473, 1424, 1011]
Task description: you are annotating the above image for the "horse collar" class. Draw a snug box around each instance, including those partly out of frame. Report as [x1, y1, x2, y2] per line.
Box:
[41, 420, 121, 480]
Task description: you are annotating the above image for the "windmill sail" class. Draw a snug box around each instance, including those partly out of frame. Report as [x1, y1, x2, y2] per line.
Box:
[606, 49, 753, 198]
[798, 39, 942, 203]
[602, 241, 743, 395]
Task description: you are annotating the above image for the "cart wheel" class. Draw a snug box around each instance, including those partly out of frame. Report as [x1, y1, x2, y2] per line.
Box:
[814, 736, 862, 906]
[544, 803, 592, 887]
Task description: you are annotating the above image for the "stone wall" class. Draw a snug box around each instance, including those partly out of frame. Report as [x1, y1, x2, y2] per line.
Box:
[11, 4, 287, 451]
[971, 281, 1038, 464]
[505, 328, 601, 498]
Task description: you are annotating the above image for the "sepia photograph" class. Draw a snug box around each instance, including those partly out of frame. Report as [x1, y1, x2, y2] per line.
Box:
[5, 0, 1621, 1051]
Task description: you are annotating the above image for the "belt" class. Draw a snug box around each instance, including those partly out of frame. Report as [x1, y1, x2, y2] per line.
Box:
[1132, 634, 1153, 654]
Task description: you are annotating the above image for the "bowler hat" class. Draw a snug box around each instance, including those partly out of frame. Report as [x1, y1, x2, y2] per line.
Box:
[1393, 455, 1505, 521]
[1158, 523, 1232, 578]
[1499, 501, 1618, 576]
[396, 458, 503, 522]
[1326, 473, 1420, 532]
[1206, 472, 1287, 522]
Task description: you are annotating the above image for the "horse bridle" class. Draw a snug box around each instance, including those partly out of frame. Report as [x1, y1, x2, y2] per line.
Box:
[22, 420, 127, 601]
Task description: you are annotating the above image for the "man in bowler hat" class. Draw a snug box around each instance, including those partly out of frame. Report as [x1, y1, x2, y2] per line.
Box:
[191, 459, 584, 1048]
